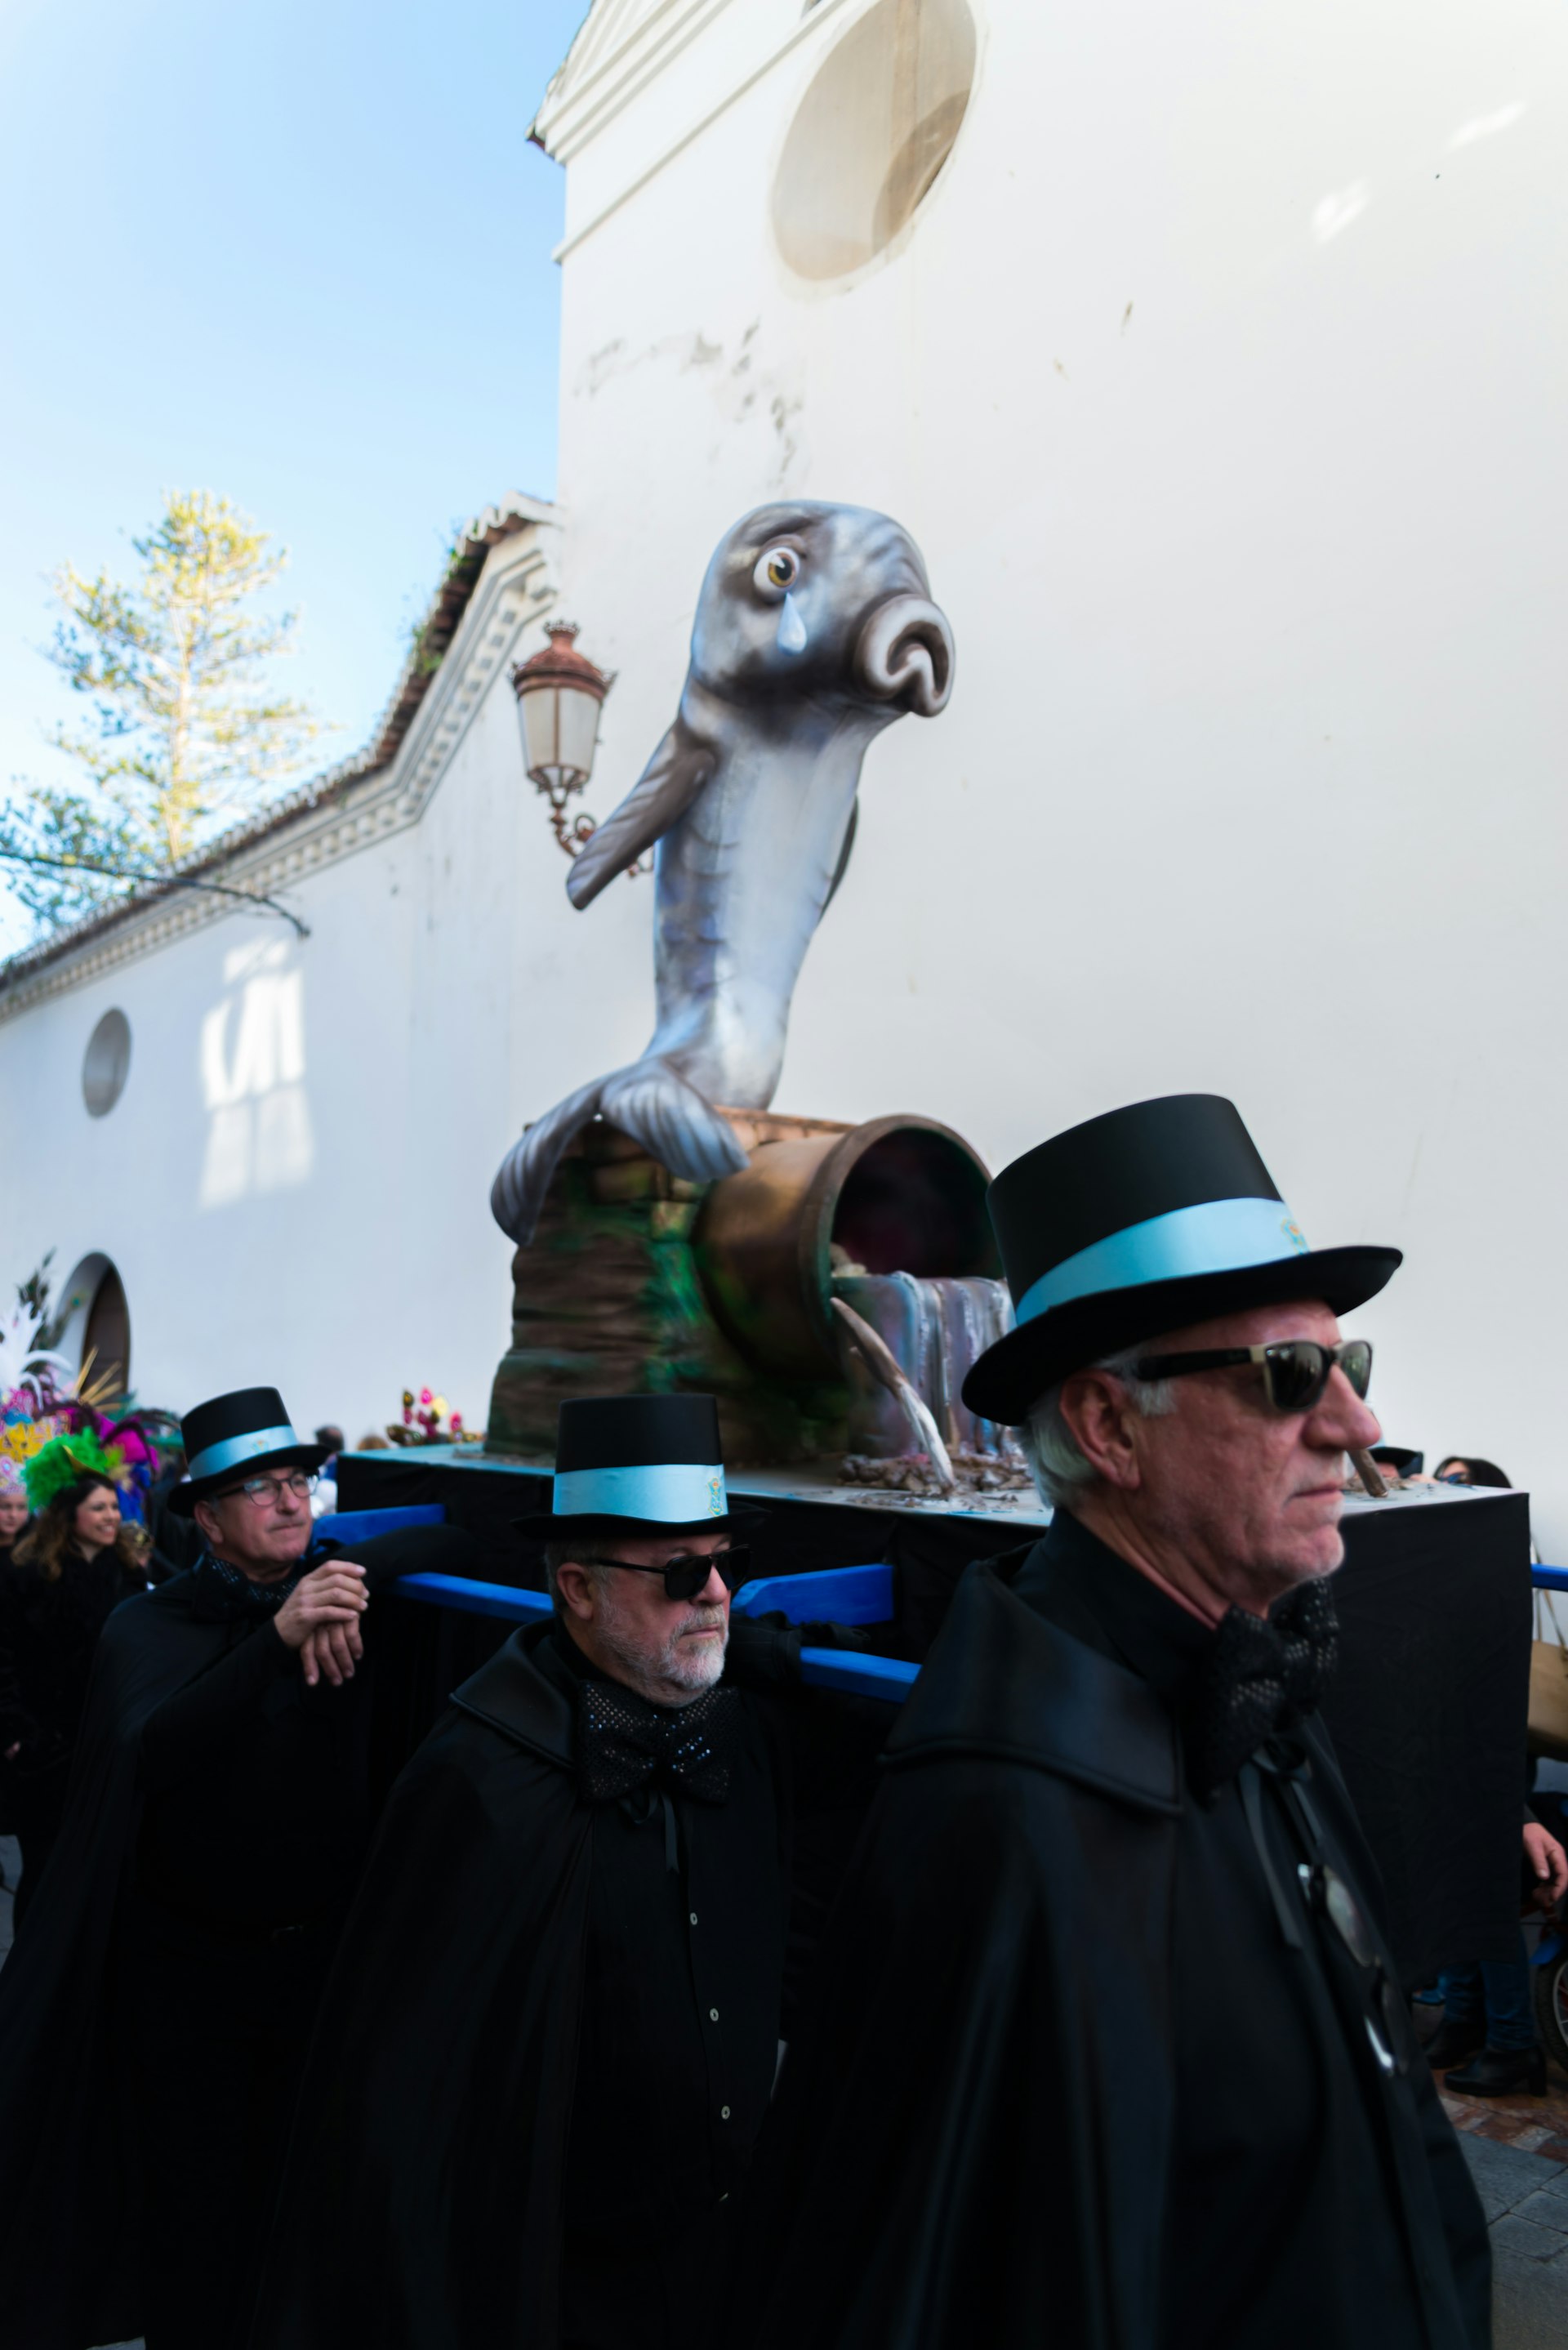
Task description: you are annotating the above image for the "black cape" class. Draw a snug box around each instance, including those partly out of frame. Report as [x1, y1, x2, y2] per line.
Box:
[735, 1543, 1490, 2350]
[0, 1519, 474, 2350]
[247, 1616, 875, 2350]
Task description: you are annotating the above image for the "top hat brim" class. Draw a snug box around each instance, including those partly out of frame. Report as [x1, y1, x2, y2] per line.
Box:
[167, 1441, 331, 1517]
[962, 1243, 1401, 1426]
[511, 1505, 771, 1542]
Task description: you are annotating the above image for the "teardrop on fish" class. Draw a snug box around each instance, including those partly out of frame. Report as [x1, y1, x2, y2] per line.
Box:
[777, 592, 808, 654]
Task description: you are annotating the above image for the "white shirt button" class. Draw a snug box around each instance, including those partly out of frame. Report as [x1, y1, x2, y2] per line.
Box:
[720, 2104, 731, 2120]
[690, 1913, 698, 1926]
[709, 2007, 719, 2022]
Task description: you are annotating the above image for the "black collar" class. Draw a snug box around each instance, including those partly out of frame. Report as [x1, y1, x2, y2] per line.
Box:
[1012, 1508, 1216, 1706]
[884, 1554, 1183, 1817]
[450, 1621, 577, 1769]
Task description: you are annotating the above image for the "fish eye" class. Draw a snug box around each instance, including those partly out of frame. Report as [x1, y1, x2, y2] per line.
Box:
[754, 545, 800, 596]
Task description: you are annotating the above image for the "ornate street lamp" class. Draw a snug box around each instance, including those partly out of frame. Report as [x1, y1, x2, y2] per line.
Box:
[512, 621, 612, 858]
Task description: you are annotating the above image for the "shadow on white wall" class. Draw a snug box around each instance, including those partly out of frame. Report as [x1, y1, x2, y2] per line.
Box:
[198, 941, 315, 1209]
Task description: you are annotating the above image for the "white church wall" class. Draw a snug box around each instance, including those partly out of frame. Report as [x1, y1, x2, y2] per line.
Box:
[543, 0, 1568, 1543]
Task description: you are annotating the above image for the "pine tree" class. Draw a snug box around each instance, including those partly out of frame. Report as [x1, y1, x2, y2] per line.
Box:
[0, 491, 321, 934]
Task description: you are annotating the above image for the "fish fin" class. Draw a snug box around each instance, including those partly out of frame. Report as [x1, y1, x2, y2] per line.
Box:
[568, 720, 715, 909]
[823, 796, 859, 911]
[599, 1061, 750, 1188]
[490, 1077, 606, 1245]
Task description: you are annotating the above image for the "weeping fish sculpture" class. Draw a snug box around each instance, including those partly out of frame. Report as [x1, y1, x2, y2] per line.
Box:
[490, 502, 955, 1244]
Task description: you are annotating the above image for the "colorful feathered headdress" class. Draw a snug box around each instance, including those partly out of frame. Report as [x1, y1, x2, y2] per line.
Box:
[2, 1369, 176, 1526]
[20, 1428, 118, 1514]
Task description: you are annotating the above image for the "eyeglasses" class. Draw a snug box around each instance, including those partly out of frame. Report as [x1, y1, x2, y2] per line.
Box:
[1130, 1338, 1373, 1416]
[228, 1471, 318, 1508]
[569, 1545, 749, 1604]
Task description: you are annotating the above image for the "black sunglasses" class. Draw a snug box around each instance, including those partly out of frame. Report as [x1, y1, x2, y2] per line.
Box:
[1130, 1338, 1373, 1416]
[569, 1545, 750, 1603]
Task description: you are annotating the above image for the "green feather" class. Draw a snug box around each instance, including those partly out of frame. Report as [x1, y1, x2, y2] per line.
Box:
[20, 1429, 116, 1514]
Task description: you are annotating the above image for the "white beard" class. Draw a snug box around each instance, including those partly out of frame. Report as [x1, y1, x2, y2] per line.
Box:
[594, 1590, 730, 1706]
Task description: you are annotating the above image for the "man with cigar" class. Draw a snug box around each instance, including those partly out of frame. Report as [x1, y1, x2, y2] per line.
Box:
[741, 1094, 1490, 2350]
[252, 1391, 876, 2350]
[0, 1385, 477, 2350]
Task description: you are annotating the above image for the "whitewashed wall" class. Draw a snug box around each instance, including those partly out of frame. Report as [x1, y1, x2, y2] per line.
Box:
[543, 0, 1568, 1546]
[0, 524, 663, 1448]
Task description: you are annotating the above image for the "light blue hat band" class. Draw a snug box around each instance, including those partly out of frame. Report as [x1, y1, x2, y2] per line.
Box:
[1014, 1195, 1311, 1327]
[553, 1462, 728, 1523]
[187, 1425, 307, 1483]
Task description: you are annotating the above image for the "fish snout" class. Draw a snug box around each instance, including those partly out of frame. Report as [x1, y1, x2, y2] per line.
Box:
[853, 595, 955, 716]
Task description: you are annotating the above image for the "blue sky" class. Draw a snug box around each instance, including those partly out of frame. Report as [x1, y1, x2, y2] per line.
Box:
[0, 0, 591, 951]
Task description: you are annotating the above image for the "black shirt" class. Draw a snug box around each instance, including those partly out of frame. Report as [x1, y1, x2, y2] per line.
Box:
[540, 1629, 790, 2251]
[1015, 1513, 1425, 2349]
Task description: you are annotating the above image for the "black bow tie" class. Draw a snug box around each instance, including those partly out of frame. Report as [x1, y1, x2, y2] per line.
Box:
[576, 1679, 740, 1808]
[1183, 1576, 1339, 1799]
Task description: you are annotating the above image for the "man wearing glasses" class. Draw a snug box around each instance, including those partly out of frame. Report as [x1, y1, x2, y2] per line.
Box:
[739, 1095, 1491, 2350]
[252, 1390, 869, 2350]
[0, 1385, 476, 2350]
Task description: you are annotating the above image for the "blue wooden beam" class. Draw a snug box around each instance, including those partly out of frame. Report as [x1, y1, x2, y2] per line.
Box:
[390, 1567, 916, 1701]
[394, 1569, 552, 1623]
[800, 1646, 918, 1701]
[733, 1563, 893, 1626]
[318, 1505, 447, 1545]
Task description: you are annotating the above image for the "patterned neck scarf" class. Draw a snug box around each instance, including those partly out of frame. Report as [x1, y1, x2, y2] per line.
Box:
[189, 1545, 313, 1623]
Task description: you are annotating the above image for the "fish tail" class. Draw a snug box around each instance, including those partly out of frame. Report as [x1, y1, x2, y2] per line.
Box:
[491, 1063, 750, 1246]
[489, 1077, 607, 1245]
[599, 1061, 750, 1188]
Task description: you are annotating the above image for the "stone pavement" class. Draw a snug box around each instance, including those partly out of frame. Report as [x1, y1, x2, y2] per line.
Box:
[1459, 2133, 1568, 2348]
[2, 1831, 1562, 2348]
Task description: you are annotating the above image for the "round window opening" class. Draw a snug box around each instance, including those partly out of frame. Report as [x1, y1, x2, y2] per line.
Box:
[82, 1008, 131, 1118]
[773, 0, 975, 283]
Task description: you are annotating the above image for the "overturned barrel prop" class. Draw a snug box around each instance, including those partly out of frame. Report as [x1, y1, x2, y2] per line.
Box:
[694, 1114, 1000, 1382]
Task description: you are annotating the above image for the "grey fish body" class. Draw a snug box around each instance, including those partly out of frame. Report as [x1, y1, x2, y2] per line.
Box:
[492, 503, 953, 1244]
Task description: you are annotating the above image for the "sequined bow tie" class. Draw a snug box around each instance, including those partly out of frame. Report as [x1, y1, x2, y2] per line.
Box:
[1183, 1576, 1339, 1800]
[577, 1679, 740, 1808]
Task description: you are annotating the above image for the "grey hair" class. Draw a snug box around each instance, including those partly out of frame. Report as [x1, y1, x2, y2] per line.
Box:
[542, 1537, 612, 1619]
[1017, 1344, 1176, 1509]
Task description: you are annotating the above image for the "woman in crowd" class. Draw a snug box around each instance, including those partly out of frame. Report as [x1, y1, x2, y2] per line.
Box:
[0, 1436, 148, 1926]
[1436, 1456, 1512, 1490]
[0, 1471, 29, 1565]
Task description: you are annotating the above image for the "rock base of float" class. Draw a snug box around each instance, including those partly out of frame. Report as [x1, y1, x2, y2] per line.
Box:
[485, 1113, 851, 1466]
[840, 1450, 1034, 1500]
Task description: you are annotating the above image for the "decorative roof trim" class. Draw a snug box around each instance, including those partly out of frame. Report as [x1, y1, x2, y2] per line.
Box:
[533, 0, 732, 158]
[539, 0, 857, 259]
[0, 497, 561, 1023]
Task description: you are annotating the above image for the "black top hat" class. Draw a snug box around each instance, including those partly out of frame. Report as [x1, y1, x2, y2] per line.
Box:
[961, 1094, 1401, 1425]
[167, 1387, 328, 1517]
[513, 1394, 764, 1540]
